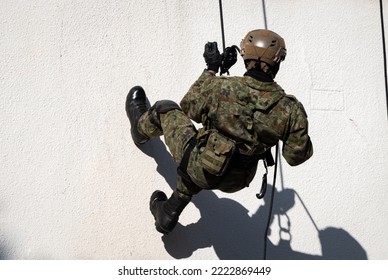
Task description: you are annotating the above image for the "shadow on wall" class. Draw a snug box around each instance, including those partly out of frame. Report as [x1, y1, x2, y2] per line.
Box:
[163, 190, 268, 260]
[0, 248, 6, 260]
[0, 242, 10, 260]
[138, 138, 178, 190]
[139, 138, 368, 260]
[265, 189, 368, 260]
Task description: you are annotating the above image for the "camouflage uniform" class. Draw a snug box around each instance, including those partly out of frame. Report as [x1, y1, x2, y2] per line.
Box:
[138, 70, 313, 196]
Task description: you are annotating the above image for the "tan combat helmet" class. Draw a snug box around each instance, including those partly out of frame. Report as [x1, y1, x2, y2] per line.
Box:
[240, 29, 286, 66]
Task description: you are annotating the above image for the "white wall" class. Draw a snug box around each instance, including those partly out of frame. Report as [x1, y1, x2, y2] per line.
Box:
[1, 0, 387, 260]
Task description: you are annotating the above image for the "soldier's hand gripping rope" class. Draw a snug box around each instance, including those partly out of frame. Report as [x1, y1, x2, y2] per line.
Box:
[203, 42, 239, 75]
[220, 45, 240, 75]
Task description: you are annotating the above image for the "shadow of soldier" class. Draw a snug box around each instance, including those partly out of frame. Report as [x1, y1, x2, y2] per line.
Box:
[162, 190, 270, 259]
[137, 138, 367, 260]
[137, 137, 268, 259]
[266, 227, 368, 260]
[162, 188, 368, 260]
[137, 137, 178, 189]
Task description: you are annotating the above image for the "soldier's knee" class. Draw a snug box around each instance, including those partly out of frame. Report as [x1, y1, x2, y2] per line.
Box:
[149, 100, 182, 129]
[152, 100, 181, 114]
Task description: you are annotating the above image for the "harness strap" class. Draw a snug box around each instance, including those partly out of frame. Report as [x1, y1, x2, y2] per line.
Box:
[177, 137, 198, 187]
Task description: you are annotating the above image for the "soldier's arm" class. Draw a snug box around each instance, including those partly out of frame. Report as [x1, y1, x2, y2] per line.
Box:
[282, 101, 313, 166]
[180, 70, 218, 123]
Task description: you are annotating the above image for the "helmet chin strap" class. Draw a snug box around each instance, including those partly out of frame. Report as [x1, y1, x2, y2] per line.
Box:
[263, 62, 280, 78]
[259, 62, 273, 78]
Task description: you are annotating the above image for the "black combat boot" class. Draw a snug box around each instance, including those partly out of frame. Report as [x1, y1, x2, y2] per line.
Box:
[125, 86, 150, 145]
[150, 190, 191, 234]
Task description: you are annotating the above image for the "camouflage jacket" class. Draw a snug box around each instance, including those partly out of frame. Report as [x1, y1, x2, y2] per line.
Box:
[180, 70, 313, 166]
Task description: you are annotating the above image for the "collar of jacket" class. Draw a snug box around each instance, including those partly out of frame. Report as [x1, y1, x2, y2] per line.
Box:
[244, 69, 274, 82]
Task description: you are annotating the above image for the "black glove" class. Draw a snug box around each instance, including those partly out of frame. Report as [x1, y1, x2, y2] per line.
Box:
[220, 45, 239, 75]
[203, 42, 222, 72]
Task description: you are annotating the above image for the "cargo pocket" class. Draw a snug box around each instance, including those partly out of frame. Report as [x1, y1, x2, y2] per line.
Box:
[200, 129, 236, 176]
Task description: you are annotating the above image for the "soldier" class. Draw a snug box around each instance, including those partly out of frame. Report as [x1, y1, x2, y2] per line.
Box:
[126, 29, 313, 235]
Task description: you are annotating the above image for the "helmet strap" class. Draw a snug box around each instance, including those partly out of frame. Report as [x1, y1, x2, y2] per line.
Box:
[261, 62, 280, 79]
[244, 60, 257, 71]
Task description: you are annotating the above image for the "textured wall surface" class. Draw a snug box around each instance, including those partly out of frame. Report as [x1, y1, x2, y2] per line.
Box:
[1, 0, 387, 259]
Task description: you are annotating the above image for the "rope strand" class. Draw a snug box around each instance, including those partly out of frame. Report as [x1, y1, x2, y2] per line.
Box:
[379, 0, 388, 119]
[218, 0, 226, 53]
[262, 144, 279, 260]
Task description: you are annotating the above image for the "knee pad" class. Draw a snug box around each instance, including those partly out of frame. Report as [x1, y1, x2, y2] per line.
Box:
[149, 100, 182, 129]
[152, 100, 181, 114]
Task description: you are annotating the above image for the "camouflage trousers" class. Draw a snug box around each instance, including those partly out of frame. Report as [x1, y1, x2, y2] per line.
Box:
[137, 104, 260, 196]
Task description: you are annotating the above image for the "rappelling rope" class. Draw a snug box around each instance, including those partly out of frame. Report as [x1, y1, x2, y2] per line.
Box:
[218, 0, 230, 75]
[218, 0, 227, 54]
[262, 144, 279, 260]
[379, 0, 388, 119]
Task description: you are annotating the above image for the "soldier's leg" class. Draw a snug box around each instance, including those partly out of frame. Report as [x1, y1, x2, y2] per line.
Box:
[145, 101, 202, 234]
[126, 86, 195, 152]
[138, 100, 196, 161]
[150, 174, 202, 234]
[128, 93, 200, 234]
[126, 85, 196, 165]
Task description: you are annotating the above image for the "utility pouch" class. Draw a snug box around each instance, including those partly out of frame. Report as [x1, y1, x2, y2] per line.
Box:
[199, 129, 236, 176]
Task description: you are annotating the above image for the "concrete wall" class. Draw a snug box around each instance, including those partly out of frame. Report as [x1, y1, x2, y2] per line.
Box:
[1, 0, 387, 259]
